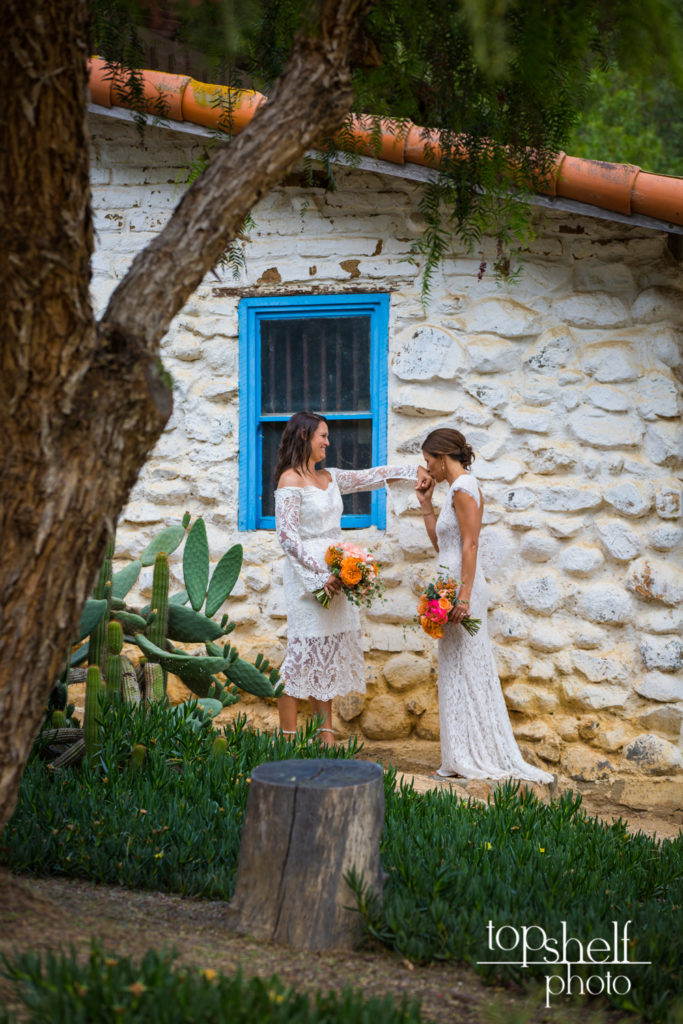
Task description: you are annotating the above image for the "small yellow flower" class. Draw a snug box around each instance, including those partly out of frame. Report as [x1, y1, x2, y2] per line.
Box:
[484, 842, 492, 850]
[539, 847, 545, 853]
[129, 982, 146, 999]
[154, 852, 164, 859]
[202, 969, 218, 982]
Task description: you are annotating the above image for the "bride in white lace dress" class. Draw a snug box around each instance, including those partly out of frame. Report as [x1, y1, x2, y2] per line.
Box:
[417, 427, 553, 784]
[274, 412, 424, 746]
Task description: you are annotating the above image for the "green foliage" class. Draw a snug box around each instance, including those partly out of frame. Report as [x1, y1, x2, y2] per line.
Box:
[77, 599, 108, 643]
[0, 944, 424, 1024]
[83, 666, 103, 765]
[140, 525, 186, 567]
[2, 705, 359, 899]
[348, 774, 683, 1022]
[111, 558, 142, 600]
[183, 518, 210, 611]
[568, 65, 683, 176]
[148, 552, 170, 664]
[205, 543, 243, 618]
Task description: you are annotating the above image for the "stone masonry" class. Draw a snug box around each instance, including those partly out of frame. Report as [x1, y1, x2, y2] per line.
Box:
[89, 112, 683, 806]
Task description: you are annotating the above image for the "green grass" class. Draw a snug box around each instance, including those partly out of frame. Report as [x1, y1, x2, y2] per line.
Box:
[0, 944, 424, 1024]
[2, 700, 682, 1022]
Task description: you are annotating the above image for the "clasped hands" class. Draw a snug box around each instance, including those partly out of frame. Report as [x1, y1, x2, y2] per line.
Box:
[415, 465, 435, 504]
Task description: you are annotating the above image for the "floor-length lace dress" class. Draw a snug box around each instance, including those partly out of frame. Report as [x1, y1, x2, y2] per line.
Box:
[436, 474, 554, 783]
[275, 465, 417, 700]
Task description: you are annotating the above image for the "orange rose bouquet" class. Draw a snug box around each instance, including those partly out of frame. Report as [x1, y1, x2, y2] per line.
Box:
[314, 542, 383, 608]
[417, 573, 481, 638]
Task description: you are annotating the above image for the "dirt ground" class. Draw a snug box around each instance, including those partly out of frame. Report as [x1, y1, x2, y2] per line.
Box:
[2, 740, 679, 1022]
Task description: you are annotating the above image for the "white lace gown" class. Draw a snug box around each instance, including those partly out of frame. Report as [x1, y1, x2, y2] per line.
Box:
[274, 465, 417, 700]
[436, 474, 554, 783]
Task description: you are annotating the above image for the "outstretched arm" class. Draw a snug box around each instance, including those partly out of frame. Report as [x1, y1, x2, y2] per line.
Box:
[333, 464, 423, 494]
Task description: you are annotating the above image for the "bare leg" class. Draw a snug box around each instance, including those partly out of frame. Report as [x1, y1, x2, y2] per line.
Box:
[278, 693, 299, 734]
[309, 697, 334, 747]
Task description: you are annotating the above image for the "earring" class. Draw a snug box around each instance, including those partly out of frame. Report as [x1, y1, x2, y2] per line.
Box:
[440, 458, 445, 477]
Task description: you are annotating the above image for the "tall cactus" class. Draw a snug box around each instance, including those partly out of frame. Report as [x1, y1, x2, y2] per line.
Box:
[148, 552, 170, 690]
[105, 621, 124, 700]
[90, 540, 114, 667]
[84, 665, 103, 765]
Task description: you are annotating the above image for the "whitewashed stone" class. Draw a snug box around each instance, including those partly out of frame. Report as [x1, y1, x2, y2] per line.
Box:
[512, 720, 552, 742]
[466, 336, 518, 373]
[521, 383, 562, 407]
[603, 481, 653, 518]
[479, 527, 517, 578]
[637, 375, 679, 419]
[169, 337, 203, 361]
[656, 487, 681, 519]
[520, 533, 558, 563]
[494, 646, 531, 680]
[650, 326, 683, 369]
[635, 671, 683, 703]
[478, 439, 505, 460]
[498, 487, 534, 511]
[364, 624, 425, 653]
[228, 603, 261, 626]
[183, 400, 232, 444]
[391, 384, 491, 421]
[529, 660, 555, 681]
[515, 574, 564, 615]
[595, 518, 642, 562]
[572, 623, 608, 649]
[639, 607, 683, 636]
[489, 609, 529, 643]
[559, 546, 605, 576]
[627, 557, 683, 607]
[572, 650, 629, 684]
[469, 457, 524, 482]
[264, 590, 288, 619]
[551, 293, 629, 327]
[538, 485, 601, 512]
[639, 637, 683, 672]
[586, 385, 630, 412]
[547, 517, 583, 539]
[528, 622, 569, 652]
[202, 340, 238, 374]
[631, 286, 683, 323]
[561, 388, 581, 410]
[637, 705, 683, 739]
[649, 525, 682, 551]
[392, 325, 466, 382]
[524, 329, 575, 372]
[366, 590, 422, 624]
[644, 421, 682, 465]
[383, 652, 434, 692]
[563, 746, 615, 781]
[568, 408, 643, 448]
[508, 512, 544, 530]
[581, 345, 639, 382]
[622, 734, 683, 775]
[574, 261, 634, 293]
[526, 444, 578, 475]
[458, 297, 541, 337]
[576, 585, 633, 625]
[464, 380, 508, 411]
[600, 725, 631, 754]
[503, 683, 560, 713]
[244, 567, 271, 593]
[562, 681, 629, 710]
[398, 519, 433, 557]
[505, 407, 552, 433]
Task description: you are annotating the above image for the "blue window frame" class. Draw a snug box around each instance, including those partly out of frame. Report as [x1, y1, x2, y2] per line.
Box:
[239, 293, 389, 530]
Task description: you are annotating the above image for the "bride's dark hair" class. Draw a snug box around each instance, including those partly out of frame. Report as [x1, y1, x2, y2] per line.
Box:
[422, 427, 475, 469]
[274, 411, 328, 483]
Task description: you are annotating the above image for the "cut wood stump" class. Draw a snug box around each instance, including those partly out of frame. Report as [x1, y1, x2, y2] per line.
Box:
[227, 758, 384, 950]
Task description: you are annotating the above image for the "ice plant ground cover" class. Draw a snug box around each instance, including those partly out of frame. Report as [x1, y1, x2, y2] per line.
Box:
[0, 944, 425, 1024]
[1, 701, 681, 1021]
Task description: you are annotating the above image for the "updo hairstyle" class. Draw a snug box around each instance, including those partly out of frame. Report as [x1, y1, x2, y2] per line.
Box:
[274, 411, 327, 483]
[422, 427, 475, 469]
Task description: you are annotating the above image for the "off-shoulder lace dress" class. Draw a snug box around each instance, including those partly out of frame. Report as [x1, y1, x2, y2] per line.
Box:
[274, 465, 417, 700]
[436, 474, 554, 784]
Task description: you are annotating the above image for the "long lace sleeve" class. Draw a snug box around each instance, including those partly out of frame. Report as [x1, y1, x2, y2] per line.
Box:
[331, 465, 418, 495]
[275, 489, 330, 590]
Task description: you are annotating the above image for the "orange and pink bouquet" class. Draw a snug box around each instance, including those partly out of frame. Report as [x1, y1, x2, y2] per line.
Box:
[314, 542, 383, 608]
[417, 573, 481, 638]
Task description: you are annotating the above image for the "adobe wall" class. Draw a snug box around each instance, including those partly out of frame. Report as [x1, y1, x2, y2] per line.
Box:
[89, 112, 683, 809]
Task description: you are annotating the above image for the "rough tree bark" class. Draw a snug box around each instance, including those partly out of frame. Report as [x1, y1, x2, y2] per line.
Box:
[0, 0, 370, 832]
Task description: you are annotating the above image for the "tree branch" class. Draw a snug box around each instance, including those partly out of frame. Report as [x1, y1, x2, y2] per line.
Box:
[102, 0, 371, 351]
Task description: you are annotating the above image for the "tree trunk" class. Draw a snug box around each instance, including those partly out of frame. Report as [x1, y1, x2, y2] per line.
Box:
[0, 0, 370, 833]
[228, 759, 385, 950]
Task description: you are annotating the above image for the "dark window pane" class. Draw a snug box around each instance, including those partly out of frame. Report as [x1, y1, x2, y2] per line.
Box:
[260, 316, 371, 414]
[261, 419, 372, 519]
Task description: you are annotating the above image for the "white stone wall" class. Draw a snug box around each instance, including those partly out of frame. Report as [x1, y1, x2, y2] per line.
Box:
[90, 112, 683, 795]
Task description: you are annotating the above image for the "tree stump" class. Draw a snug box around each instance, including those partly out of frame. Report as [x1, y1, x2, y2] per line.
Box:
[227, 759, 384, 950]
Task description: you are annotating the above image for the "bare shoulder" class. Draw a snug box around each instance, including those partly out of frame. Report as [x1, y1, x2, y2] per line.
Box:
[277, 469, 303, 489]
